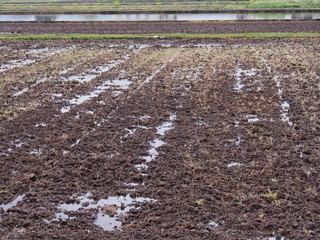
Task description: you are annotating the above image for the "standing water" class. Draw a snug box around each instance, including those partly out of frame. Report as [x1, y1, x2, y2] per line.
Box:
[0, 12, 320, 21]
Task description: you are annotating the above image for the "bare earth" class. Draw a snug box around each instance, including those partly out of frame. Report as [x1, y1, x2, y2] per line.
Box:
[0, 38, 319, 239]
[1, 20, 320, 34]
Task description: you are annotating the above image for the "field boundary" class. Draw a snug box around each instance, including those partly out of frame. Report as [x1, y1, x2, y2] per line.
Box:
[1, 0, 320, 14]
[1, 32, 320, 40]
[1, 9, 320, 14]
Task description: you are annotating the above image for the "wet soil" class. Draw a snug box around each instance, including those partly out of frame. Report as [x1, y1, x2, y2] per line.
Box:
[0, 38, 319, 239]
[0, 20, 320, 34]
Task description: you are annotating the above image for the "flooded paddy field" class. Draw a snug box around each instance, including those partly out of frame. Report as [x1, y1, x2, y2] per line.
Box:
[0, 38, 319, 239]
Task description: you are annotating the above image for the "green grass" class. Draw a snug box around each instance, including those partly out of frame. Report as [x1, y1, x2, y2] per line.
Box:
[1, 33, 320, 40]
[248, 0, 320, 9]
[0, 1, 320, 13]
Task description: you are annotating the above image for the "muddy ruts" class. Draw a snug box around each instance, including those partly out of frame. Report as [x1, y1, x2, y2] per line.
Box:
[0, 39, 319, 239]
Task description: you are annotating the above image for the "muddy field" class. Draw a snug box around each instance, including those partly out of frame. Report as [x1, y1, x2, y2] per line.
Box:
[0, 38, 319, 239]
[1, 20, 320, 34]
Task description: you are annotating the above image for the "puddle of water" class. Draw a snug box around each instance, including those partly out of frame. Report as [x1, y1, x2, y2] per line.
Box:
[275, 76, 282, 88]
[305, 169, 311, 176]
[26, 47, 49, 55]
[235, 136, 241, 146]
[29, 149, 42, 155]
[107, 153, 119, 159]
[1, 47, 73, 74]
[2, 13, 320, 22]
[69, 90, 104, 106]
[102, 79, 132, 89]
[95, 212, 122, 231]
[246, 114, 260, 123]
[135, 114, 176, 172]
[64, 74, 98, 83]
[0, 59, 36, 73]
[14, 76, 46, 97]
[245, 115, 274, 124]
[141, 139, 165, 163]
[280, 101, 293, 126]
[0, 150, 12, 159]
[112, 90, 123, 96]
[85, 110, 94, 115]
[60, 67, 73, 75]
[52, 93, 63, 98]
[54, 212, 75, 221]
[141, 68, 162, 85]
[185, 67, 203, 81]
[13, 87, 29, 97]
[141, 115, 176, 162]
[63, 150, 70, 155]
[197, 120, 207, 126]
[71, 139, 81, 148]
[0, 194, 25, 212]
[275, 76, 292, 126]
[58, 193, 149, 211]
[61, 61, 126, 84]
[63, 78, 132, 110]
[227, 162, 244, 167]
[248, 118, 260, 123]
[90, 65, 116, 74]
[35, 122, 47, 127]
[156, 114, 176, 136]
[12, 140, 24, 148]
[234, 67, 257, 91]
[12, 49, 77, 97]
[281, 101, 289, 112]
[135, 162, 148, 171]
[56, 192, 155, 231]
[300, 152, 305, 159]
[123, 128, 137, 138]
[139, 115, 151, 120]
[193, 43, 223, 49]
[59, 50, 139, 113]
[208, 220, 218, 228]
[136, 125, 151, 130]
[60, 106, 71, 113]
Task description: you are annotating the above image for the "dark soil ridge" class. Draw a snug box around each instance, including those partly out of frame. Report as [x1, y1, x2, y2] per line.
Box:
[1, 20, 320, 35]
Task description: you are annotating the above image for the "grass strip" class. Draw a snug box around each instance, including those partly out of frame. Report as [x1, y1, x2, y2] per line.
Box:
[1, 1, 320, 13]
[0, 33, 320, 40]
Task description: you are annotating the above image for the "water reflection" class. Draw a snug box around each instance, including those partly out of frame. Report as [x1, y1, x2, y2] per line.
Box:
[35, 15, 57, 21]
[0, 12, 319, 21]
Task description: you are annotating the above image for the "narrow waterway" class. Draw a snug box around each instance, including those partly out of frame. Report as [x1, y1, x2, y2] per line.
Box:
[1, 12, 320, 21]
